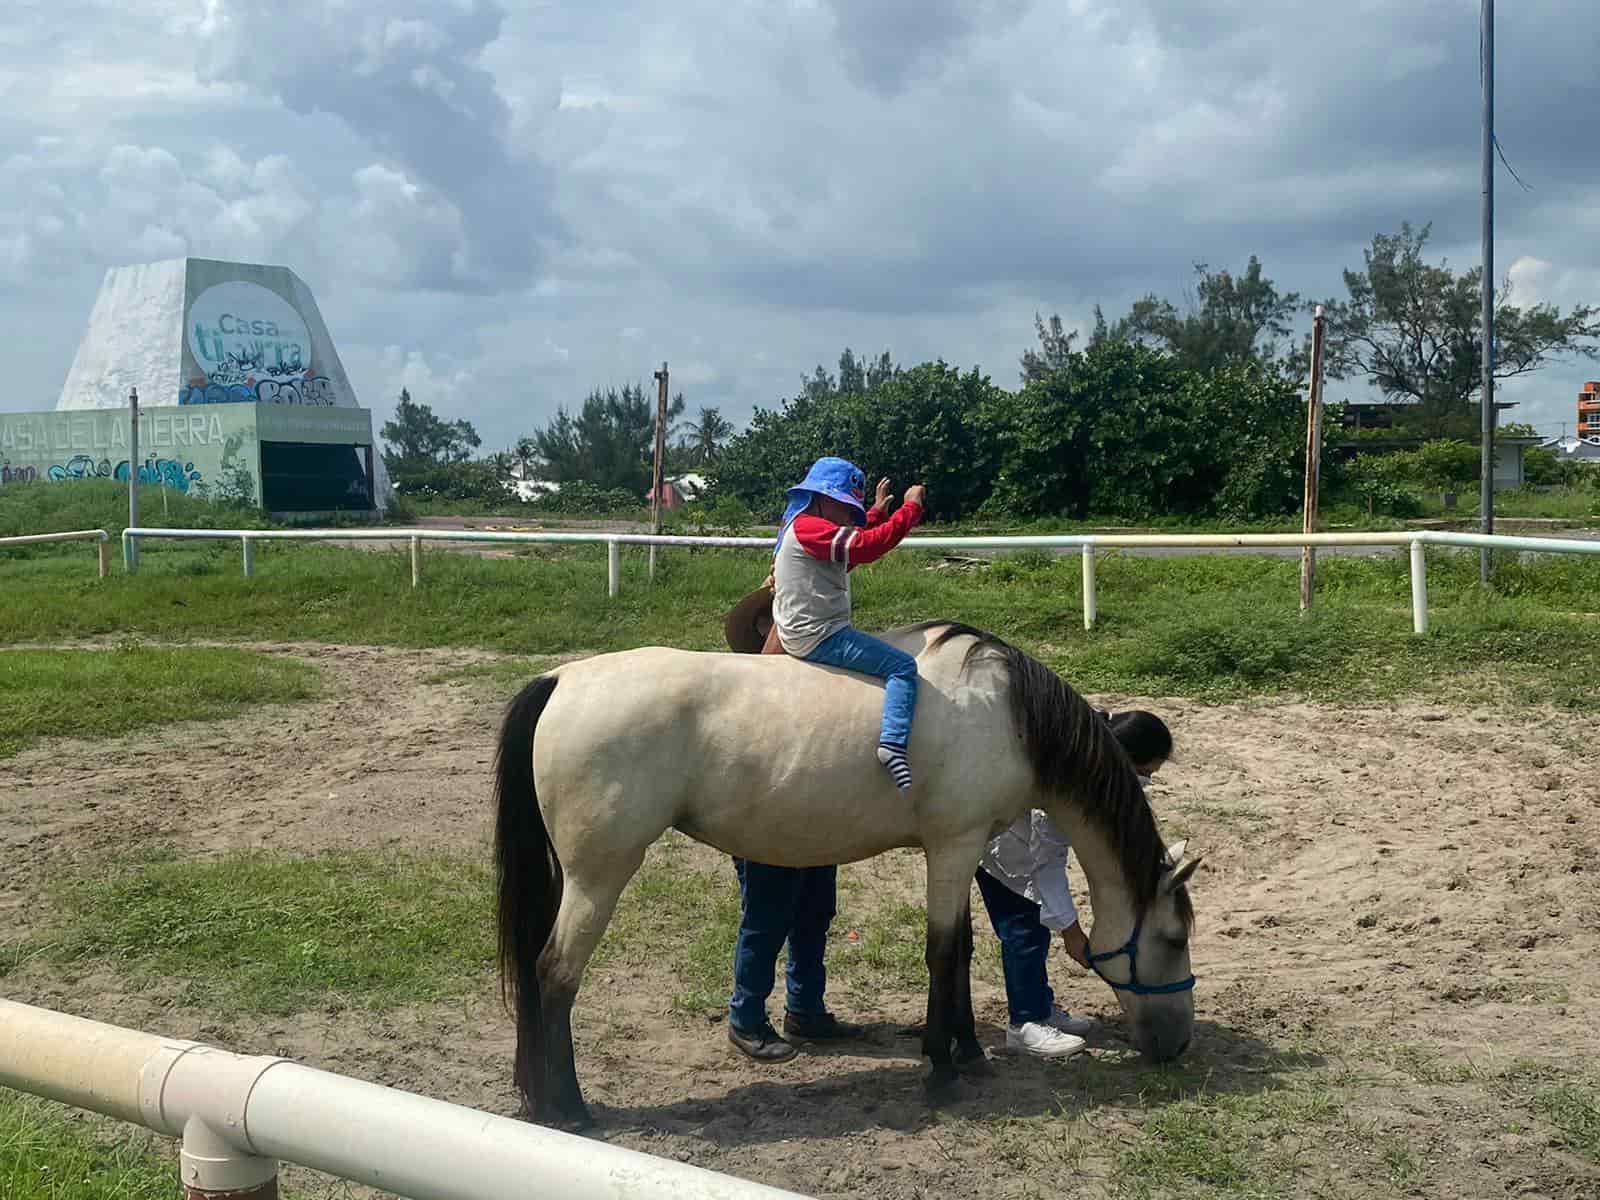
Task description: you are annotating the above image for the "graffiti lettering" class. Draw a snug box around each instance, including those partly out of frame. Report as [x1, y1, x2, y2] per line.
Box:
[179, 382, 254, 405]
[255, 375, 335, 406]
[111, 457, 203, 493]
[47, 455, 114, 481]
[1, 462, 39, 484]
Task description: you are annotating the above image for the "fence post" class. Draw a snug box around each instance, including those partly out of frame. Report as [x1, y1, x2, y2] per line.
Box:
[1081, 544, 1097, 631]
[241, 537, 254, 579]
[410, 536, 422, 589]
[96, 540, 109, 580]
[126, 386, 140, 574]
[181, 1117, 278, 1200]
[1409, 541, 1429, 635]
[608, 539, 621, 598]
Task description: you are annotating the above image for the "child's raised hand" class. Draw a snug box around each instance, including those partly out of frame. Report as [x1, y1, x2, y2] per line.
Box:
[904, 484, 928, 509]
[875, 477, 894, 508]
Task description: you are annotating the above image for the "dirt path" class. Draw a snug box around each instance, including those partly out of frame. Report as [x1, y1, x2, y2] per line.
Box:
[2, 644, 1596, 1198]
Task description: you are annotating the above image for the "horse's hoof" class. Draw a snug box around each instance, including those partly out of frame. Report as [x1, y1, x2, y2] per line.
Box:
[923, 1064, 964, 1105]
[524, 1104, 594, 1132]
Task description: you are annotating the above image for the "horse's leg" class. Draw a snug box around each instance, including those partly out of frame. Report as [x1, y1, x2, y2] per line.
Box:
[534, 855, 643, 1128]
[951, 895, 986, 1069]
[922, 839, 986, 1093]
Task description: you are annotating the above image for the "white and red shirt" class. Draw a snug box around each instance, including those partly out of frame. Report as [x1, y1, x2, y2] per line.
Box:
[772, 501, 924, 656]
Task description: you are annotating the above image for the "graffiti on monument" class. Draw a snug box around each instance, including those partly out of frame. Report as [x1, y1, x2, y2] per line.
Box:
[181, 280, 338, 407]
[47, 455, 115, 481]
[2, 462, 39, 484]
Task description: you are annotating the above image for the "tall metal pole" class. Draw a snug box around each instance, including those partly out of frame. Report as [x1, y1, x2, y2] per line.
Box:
[1300, 305, 1327, 613]
[649, 362, 668, 581]
[126, 385, 140, 573]
[1479, 0, 1495, 584]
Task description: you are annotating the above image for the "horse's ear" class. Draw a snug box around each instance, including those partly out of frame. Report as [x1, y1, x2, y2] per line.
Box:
[1161, 855, 1203, 894]
[1163, 839, 1189, 868]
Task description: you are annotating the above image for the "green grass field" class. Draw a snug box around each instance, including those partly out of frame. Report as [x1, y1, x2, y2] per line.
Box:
[4, 537, 1598, 709]
[4, 483, 1598, 1197]
[0, 645, 320, 758]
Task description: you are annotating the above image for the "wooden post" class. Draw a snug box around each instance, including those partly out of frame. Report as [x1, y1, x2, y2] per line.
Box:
[126, 386, 140, 573]
[1299, 305, 1327, 613]
[649, 363, 668, 581]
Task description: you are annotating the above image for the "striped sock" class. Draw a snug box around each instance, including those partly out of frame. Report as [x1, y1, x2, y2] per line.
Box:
[876, 743, 913, 793]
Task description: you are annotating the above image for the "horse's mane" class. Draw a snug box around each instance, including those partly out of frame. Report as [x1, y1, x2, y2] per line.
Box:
[901, 620, 1193, 924]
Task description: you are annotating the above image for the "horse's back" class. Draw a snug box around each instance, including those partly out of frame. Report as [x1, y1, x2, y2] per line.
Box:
[527, 633, 1032, 869]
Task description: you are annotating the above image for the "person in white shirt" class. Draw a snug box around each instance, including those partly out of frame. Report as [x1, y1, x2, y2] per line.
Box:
[975, 710, 1173, 1059]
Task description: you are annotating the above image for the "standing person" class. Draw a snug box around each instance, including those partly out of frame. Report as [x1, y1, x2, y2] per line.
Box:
[725, 457, 926, 1061]
[975, 710, 1174, 1058]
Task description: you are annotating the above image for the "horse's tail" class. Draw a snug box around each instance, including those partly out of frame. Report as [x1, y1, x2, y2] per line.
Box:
[494, 674, 561, 1097]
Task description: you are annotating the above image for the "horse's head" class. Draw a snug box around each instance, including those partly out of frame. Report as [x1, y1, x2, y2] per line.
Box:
[1087, 839, 1201, 1063]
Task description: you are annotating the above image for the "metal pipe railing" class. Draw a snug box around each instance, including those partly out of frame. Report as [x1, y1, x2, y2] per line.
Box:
[0, 998, 808, 1200]
[119, 525, 1600, 634]
[0, 528, 111, 579]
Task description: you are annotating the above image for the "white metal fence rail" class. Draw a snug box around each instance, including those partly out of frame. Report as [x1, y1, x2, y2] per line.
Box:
[0, 528, 110, 578]
[0, 998, 807, 1200]
[121, 525, 1600, 635]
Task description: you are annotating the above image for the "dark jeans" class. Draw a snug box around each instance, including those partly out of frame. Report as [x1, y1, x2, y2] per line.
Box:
[974, 866, 1055, 1026]
[728, 859, 837, 1032]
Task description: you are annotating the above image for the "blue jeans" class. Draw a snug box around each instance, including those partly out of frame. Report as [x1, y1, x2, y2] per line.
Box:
[805, 627, 919, 748]
[975, 866, 1055, 1026]
[728, 859, 837, 1032]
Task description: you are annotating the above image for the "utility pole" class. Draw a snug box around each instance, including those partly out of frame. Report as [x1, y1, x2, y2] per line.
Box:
[1300, 305, 1327, 613]
[649, 362, 668, 581]
[126, 385, 140, 573]
[1479, 0, 1495, 584]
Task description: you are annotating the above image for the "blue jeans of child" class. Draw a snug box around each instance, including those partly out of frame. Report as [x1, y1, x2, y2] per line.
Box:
[805, 627, 919, 748]
[728, 859, 837, 1033]
[974, 866, 1055, 1026]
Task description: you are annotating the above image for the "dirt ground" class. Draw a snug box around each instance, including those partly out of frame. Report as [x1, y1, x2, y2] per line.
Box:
[2, 643, 1597, 1199]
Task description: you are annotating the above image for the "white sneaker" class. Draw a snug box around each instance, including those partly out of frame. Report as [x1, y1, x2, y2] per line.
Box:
[1005, 1021, 1086, 1059]
[1047, 1005, 1093, 1036]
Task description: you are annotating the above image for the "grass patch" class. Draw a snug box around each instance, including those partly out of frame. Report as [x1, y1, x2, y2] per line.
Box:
[0, 1090, 176, 1200]
[595, 841, 742, 1014]
[0, 645, 320, 758]
[4, 541, 1599, 709]
[24, 851, 494, 1014]
[421, 656, 557, 693]
[1532, 1078, 1600, 1162]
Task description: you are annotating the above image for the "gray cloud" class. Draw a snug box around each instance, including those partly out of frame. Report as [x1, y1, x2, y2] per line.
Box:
[1, 0, 1595, 442]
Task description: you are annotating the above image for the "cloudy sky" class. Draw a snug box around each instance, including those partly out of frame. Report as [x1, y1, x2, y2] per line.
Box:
[3, 0, 1596, 448]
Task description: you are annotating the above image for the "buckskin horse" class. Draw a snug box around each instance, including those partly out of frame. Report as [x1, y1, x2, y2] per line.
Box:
[494, 621, 1200, 1128]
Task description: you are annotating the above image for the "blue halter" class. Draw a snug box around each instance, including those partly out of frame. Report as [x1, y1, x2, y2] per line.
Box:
[1086, 912, 1197, 996]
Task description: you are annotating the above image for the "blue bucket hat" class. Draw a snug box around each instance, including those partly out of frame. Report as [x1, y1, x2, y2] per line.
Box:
[776, 456, 868, 550]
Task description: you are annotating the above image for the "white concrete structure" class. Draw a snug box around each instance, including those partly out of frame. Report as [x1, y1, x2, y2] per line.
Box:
[55, 257, 390, 506]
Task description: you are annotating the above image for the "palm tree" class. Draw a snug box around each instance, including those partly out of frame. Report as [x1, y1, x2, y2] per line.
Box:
[683, 406, 734, 468]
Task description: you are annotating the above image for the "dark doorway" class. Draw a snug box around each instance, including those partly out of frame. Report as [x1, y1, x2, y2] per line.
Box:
[260, 441, 374, 512]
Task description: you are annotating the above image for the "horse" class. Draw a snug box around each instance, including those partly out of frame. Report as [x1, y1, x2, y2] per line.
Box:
[493, 621, 1200, 1129]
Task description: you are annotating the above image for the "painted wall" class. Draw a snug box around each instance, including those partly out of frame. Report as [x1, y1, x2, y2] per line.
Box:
[2, 404, 259, 501]
[2, 404, 373, 507]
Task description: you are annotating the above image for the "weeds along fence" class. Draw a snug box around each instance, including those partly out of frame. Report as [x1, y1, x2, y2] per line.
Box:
[119, 525, 1600, 636]
[0, 528, 110, 578]
[0, 998, 806, 1200]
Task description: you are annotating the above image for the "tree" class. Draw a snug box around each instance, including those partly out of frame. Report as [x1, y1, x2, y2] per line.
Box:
[1321, 222, 1600, 437]
[381, 388, 481, 475]
[681, 406, 735, 468]
[715, 361, 1006, 521]
[1019, 314, 1080, 384]
[988, 340, 1317, 521]
[509, 436, 538, 480]
[532, 384, 685, 494]
[1101, 257, 1304, 378]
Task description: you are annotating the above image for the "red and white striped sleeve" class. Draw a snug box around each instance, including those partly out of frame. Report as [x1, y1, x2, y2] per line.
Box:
[791, 503, 923, 568]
